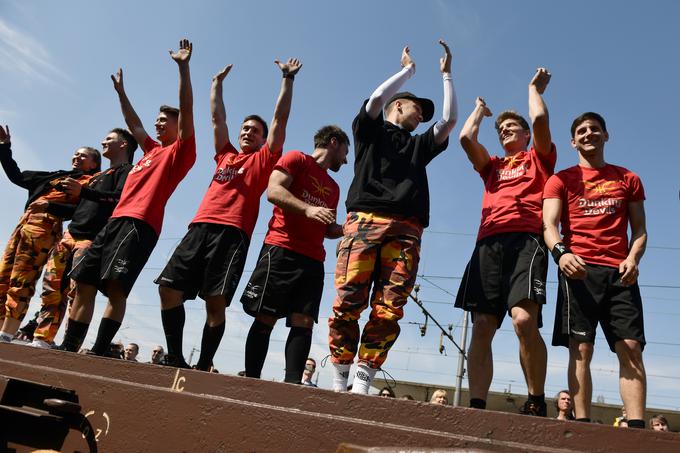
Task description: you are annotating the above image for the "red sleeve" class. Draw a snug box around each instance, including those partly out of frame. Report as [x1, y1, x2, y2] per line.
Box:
[532, 143, 557, 172]
[215, 141, 238, 163]
[275, 150, 304, 176]
[478, 155, 496, 180]
[143, 136, 160, 154]
[627, 172, 646, 202]
[543, 173, 564, 199]
[174, 135, 197, 173]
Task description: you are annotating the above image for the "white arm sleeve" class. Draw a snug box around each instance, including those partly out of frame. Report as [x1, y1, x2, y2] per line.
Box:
[365, 65, 415, 119]
[433, 73, 458, 142]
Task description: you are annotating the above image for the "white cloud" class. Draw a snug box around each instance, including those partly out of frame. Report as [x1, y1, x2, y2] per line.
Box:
[0, 18, 69, 84]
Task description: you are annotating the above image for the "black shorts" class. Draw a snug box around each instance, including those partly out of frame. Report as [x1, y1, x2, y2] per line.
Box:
[69, 217, 158, 297]
[240, 244, 324, 325]
[154, 223, 249, 303]
[455, 232, 548, 328]
[552, 264, 645, 352]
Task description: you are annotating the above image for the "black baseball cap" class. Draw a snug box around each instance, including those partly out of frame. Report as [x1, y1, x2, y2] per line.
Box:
[386, 91, 435, 122]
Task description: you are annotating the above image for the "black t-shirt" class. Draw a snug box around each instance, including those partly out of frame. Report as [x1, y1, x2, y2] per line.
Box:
[67, 163, 133, 240]
[345, 100, 448, 227]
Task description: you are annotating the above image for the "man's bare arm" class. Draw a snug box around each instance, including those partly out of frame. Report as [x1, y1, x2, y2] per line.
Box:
[325, 223, 343, 239]
[211, 65, 233, 153]
[267, 58, 302, 154]
[267, 168, 335, 224]
[169, 38, 194, 141]
[528, 67, 552, 156]
[459, 97, 492, 172]
[111, 69, 150, 149]
[619, 200, 647, 286]
[543, 197, 587, 279]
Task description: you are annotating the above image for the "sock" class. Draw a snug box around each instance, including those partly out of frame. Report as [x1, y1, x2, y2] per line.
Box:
[351, 363, 377, 394]
[161, 305, 186, 359]
[576, 418, 591, 423]
[528, 393, 545, 405]
[332, 363, 352, 392]
[90, 318, 121, 356]
[196, 322, 225, 371]
[244, 320, 272, 378]
[470, 398, 487, 409]
[283, 326, 312, 384]
[60, 319, 90, 352]
[627, 419, 645, 429]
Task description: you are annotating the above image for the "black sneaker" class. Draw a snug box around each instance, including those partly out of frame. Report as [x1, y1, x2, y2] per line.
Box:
[163, 354, 191, 369]
[519, 400, 547, 417]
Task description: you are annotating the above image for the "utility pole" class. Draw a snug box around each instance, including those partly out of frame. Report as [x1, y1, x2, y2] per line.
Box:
[453, 311, 469, 407]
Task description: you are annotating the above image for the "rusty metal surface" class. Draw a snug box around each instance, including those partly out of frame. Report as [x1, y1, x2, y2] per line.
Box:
[1, 343, 678, 452]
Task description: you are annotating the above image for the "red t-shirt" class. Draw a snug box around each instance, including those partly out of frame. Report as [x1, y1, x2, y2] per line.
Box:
[264, 151, 340, 262]
[191, 142, 280, 238]
[476, 145, 556, 241]
[112, 135, 196, 235]
[543, 164, 645, 268]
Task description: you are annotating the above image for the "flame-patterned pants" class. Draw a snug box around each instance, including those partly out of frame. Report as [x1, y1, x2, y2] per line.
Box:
[33, 231, 92, 342]
[0, 212, 62, 322]
[328, 212, 422, 368]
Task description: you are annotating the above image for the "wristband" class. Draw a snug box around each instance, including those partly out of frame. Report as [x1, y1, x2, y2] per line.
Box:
[283, 73, 295, 80]
[551, 242, 571, 265]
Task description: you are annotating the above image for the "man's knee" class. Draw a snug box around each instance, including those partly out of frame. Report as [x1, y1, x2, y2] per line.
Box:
[290, 313, 314, 329]
[615, 340, 644, 369]
[472, 314, 497, 342]
[255, 313, 278, 328]
[569, 340, 594, 362]
[105, 281, 127, 304]
[511, 302, 539, 338]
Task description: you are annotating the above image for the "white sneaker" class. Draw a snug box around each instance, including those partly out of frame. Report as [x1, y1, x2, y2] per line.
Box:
[29, 339, 52, 349]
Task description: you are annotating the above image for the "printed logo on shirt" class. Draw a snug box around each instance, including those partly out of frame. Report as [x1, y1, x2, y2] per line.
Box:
[579, 179, 623, 216]
[214, 166, 241, 182]
[302, 175, 331, 208]
[497, 154, 530, 181]
[130, 157, 152, 174]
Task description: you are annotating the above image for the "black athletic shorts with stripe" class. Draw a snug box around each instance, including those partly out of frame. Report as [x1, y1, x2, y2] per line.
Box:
[155, 223, 249, 303]
[552, 263, 645, 352]
[240, 244, 324, 325]
[455, 232, 548, 328]
[69, 217, 158, 297]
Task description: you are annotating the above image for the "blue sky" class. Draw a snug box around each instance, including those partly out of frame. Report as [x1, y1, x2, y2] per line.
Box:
[2, 1, 679, 410]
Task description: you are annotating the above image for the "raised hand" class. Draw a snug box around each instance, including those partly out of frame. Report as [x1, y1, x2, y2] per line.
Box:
[213, 64, 233, 83]
[110, 68, 125, 94]
[275, 58, 302, 77]
[438, 39, 452, 73]
[559, 253, 587, 280]
[169, 38, 193, 65]
[304, 206, 336, 225]
[0, 125, 10, 144]
[401, 46, 414, 69]
[530, 67, 551, 94]
[476, 97, 492, 117]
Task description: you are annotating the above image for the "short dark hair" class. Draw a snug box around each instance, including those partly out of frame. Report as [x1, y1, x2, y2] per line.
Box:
[554, 390, 570, 410]
[650, 414, 669, 427]
[81, 146, 102, 172]
[243, 115, 268, 139]
[314, 125, 350, 149]
[306, 357, 316, 366]
[159, 105, 180, 119]
[570, 112, 607, 138]
[110, 128, 138, 163]
[495, 110, 531, 146]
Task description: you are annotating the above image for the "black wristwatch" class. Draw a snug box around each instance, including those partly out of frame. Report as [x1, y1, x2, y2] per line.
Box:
[551, 242, 571, 265]
[282, 73, 295, 80]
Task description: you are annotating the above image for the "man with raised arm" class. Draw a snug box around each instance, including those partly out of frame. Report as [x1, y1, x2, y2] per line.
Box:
[543, 112, 647, 428]
[30, 128, 136, 349]
[0, 125, 100, 342]
[241, 125, 348, 383]
[327, 41, 457, 394]
[62, 39, 196, 355]
[454, 68, 554, 416]
[155, 58, 301, 370]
